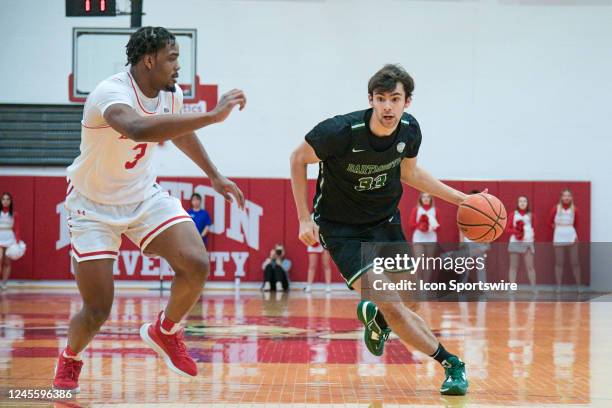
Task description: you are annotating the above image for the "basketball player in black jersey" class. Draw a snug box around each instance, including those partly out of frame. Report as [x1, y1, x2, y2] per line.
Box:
[290, 64, 470, 395]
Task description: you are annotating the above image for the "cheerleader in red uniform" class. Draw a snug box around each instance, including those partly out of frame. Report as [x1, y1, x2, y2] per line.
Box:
[549, 189, 581, 292]
[0, 193, 20, 290]
[409, 192, 439, 282]
[507, 196, 536, 290]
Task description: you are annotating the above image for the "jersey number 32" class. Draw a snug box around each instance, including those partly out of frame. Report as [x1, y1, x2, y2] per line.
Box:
[355, 173, 387, 191]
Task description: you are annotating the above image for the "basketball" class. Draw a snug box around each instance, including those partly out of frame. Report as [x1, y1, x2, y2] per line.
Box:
[457, 193, 507, 242]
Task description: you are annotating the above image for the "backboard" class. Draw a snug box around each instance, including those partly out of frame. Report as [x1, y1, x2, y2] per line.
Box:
[69, 27, 196, 102]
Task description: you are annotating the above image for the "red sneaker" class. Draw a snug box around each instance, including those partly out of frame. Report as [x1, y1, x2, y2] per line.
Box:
[52, 352, 83, 393]
[139, 314, 197, 378]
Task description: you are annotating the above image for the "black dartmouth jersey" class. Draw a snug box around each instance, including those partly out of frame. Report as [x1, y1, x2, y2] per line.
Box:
[305, 108, 422, 226]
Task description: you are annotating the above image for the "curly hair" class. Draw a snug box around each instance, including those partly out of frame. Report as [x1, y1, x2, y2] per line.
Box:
[125, 26, 176, 66]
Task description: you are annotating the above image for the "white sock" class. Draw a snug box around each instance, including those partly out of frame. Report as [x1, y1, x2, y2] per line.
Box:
[159, 312, 181, 335]
[63, 345, 82, 361]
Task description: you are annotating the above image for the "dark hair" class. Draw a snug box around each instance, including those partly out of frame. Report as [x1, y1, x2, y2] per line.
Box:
[516, 195, 530, 213]
[191, 193, 202, 201]
[368, 64, 415, 99]
[126, 26, 176, 66]
[274, 243, 284, 254]
[1, 192, 13, 216]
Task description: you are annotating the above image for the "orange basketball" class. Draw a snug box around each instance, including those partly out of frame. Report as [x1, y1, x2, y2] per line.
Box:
[457, 193, 507, 243]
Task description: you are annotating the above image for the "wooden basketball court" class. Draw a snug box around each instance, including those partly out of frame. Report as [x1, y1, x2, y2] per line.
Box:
[1, 288, 611, 407]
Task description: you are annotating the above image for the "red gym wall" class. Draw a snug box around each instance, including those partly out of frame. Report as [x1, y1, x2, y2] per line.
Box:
[1, 176, 590, 284]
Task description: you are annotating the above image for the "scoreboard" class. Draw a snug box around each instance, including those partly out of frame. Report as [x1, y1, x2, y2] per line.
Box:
[66, 0, 116, 17]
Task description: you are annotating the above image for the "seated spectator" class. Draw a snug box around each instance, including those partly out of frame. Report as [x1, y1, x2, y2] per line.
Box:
[262, 244, 291, 292]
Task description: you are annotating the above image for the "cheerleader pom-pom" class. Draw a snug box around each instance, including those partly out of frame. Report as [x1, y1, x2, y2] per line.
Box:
[6, 241, 26, 260]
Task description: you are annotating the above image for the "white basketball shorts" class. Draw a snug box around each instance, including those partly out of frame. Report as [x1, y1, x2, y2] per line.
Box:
[65, 184, 193, 262]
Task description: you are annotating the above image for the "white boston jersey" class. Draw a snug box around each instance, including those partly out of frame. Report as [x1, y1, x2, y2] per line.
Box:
[67, 71, 183, 205]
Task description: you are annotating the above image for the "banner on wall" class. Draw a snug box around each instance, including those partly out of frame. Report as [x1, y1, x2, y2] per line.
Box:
[17, 176, 331, 282]
[54, 178, 270, 281]
[0, 176, 590, 284]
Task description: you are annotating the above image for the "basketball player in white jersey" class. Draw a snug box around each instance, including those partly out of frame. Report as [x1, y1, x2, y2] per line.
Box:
[53, 27, 247, 392]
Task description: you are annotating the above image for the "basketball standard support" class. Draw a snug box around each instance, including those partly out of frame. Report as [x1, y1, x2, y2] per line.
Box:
[148, 264, 168, 293]
[131, 0, 142, 28]
[157, 261, 169, 293]
[159, 267, 165, 293]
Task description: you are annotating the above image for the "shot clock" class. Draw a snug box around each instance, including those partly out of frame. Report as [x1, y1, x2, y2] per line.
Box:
[66, 0, 116, 17]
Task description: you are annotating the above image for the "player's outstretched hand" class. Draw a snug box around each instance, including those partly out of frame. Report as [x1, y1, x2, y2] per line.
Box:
[212, 175, 245, 209]
[298, 218, 319, 246]
[211, 89, 247, 123]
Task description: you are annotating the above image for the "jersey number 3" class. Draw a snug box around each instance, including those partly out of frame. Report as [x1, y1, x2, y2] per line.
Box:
[355, 173, 387, 191]
[125, 144, 148, 169]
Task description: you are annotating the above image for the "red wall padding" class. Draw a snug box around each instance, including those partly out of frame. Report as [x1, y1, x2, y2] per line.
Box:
[0, 176, 590, 284]
[32, 177, 72, 279]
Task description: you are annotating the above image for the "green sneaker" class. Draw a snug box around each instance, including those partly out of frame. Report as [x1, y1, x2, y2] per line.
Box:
[440, 356, 469, 396]
[356, 300, 391, 356]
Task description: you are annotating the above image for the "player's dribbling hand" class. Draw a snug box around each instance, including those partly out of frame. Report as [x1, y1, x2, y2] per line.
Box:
[298, 218, 319, 246]
[211, 89, 247, 123]
[212, 175, 245, 209]
[458, 188, 489, 205]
